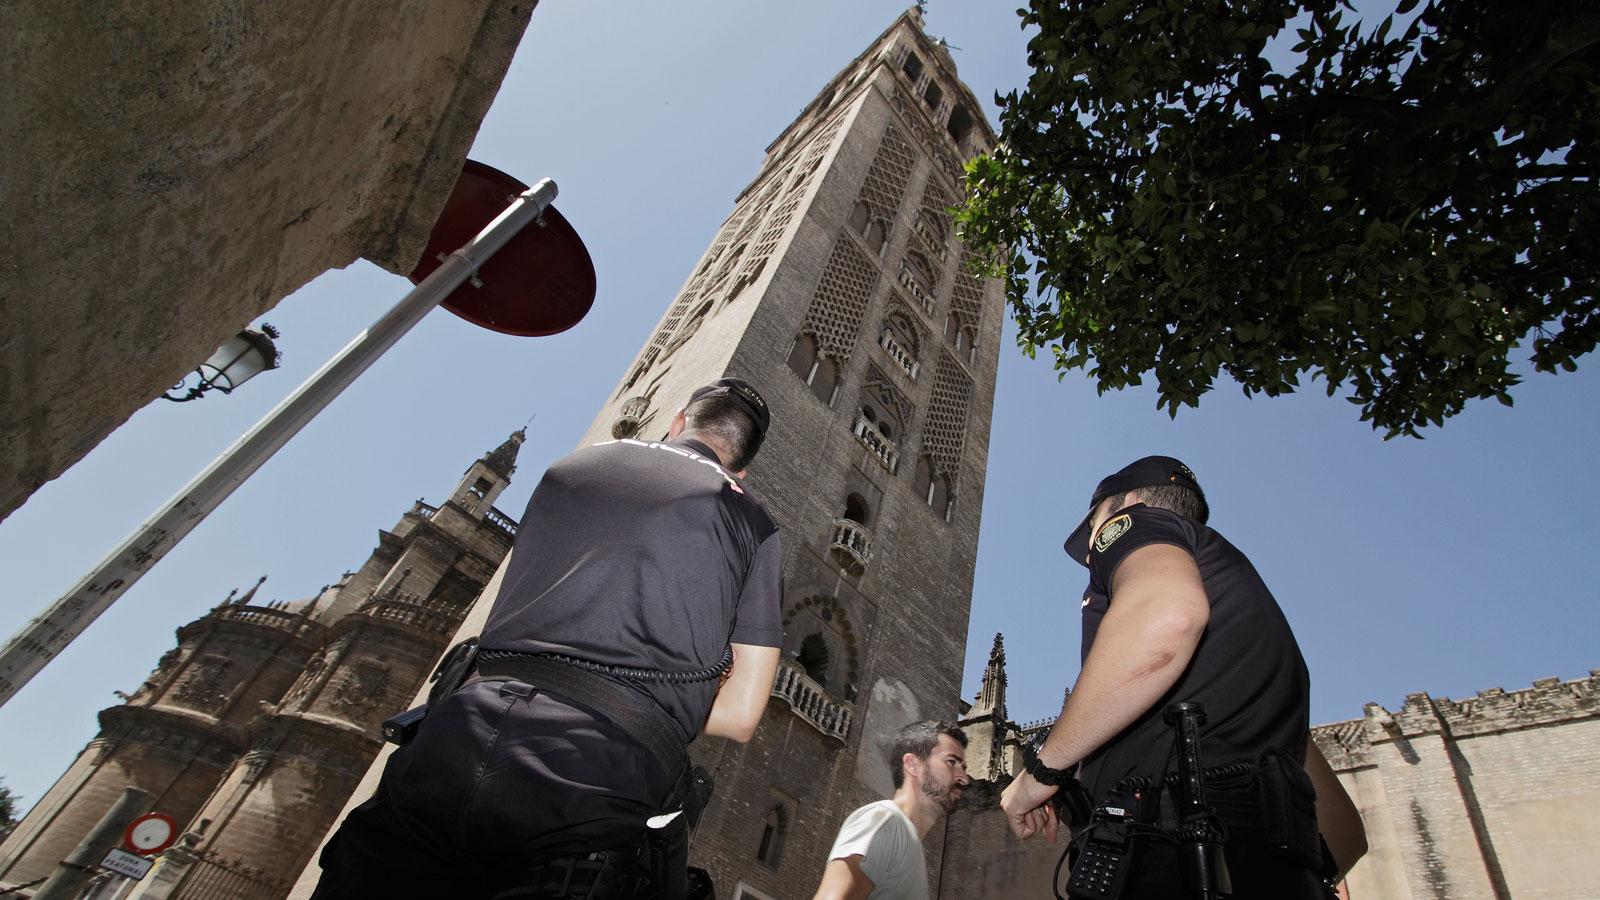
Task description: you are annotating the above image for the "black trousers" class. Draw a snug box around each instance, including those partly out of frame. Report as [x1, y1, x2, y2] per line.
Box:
[312, 679, 683, 899]
[1120, 835, 1328, 900]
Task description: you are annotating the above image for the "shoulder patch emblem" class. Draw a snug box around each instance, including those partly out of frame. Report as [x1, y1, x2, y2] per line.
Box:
[1093, 514, 1132, 553]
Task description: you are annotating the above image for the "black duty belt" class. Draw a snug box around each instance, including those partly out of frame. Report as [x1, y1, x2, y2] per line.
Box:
[476, 652, 689, 783]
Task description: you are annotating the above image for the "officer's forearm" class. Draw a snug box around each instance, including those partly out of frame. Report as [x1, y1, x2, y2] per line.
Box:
[702, 643, 779, 742]
[1039, 547, 1209, 770]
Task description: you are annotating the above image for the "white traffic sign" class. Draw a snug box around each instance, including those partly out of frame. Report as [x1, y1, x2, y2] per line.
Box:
[123, 812, 178, 855]
[101, 847, 154, 880]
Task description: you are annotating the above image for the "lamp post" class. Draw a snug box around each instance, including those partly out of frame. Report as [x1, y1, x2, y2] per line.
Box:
[163, 325, 283, 402]
[0, 163, 594, 708]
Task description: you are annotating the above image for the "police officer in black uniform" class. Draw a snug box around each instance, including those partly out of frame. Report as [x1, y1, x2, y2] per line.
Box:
[312, 378, 785, 900]
[1000, 456, 1363, 898]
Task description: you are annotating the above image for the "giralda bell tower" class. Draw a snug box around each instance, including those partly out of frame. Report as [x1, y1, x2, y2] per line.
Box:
[575, 9, 1003, 898]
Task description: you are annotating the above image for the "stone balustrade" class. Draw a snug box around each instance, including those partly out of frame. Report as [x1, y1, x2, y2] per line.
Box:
[913, 217, 947, 260]
[771, 660, 852, 742]
[851, 413, 899, 474]
[829, 517, 872, 576]
[483, 505, 519, 539]
[878, 328, 920, 380]
[898, 263, 934, 314]
[208, 604, 319, 639]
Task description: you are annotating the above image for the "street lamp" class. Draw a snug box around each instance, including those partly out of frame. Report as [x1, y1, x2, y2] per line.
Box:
[163, 324, 283, 402]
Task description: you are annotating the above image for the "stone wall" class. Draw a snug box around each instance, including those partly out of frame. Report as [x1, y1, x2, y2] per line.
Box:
[0, 0, 536, 522]
[1313, 670, 1600, 900]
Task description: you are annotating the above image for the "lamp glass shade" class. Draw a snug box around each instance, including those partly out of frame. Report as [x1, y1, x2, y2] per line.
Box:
[198, 331, 276, 392]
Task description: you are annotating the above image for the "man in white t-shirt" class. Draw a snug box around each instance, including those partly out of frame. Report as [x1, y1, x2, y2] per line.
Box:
[812, 721, 970, 900]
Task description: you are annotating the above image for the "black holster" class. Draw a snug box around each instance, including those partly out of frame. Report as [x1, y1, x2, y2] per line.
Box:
[1255, 747, 1323, 871]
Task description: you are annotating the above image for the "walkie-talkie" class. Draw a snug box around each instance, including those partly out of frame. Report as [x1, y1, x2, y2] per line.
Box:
[1065, 804, 1139, 900]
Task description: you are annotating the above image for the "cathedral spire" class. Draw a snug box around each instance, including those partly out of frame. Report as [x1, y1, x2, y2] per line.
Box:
[972, 632, 1008, 719]
[482, 428, 526, 479]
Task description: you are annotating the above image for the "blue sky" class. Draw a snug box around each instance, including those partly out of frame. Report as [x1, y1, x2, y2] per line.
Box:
[2, 1, 1595, 808]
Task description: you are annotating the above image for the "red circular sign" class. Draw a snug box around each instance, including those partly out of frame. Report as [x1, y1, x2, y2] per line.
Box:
[408, 159, 597, 337]
[124, 812, 178, 856]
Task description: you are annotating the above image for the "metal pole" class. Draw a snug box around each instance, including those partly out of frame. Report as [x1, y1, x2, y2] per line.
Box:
[31, 786, 152, 900]
[0, 179, 559, 708]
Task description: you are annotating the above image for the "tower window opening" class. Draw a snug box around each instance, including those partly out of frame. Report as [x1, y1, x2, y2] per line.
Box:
[797, 632, 832, 685]
[849, 200, 872, 236]
[844, 493, 870, 526]
[903, 51, 924, 82]
[467, 477, 492, 500]
[757, 801, 790, 866]
[864, 220, 888, 255]
[923, 81, 944, 111]
[947, 105, 974, 144]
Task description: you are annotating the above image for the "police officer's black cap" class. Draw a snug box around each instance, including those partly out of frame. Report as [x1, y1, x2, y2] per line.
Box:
[688, 378, 770, 437]
[1063, 456, 1208, 562]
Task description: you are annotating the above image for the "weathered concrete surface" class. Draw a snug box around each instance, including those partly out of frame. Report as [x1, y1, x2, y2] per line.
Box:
[0, 0, 537, 522]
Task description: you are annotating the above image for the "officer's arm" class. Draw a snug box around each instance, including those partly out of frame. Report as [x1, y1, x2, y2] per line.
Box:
[702, 642, 779, 742]
[1041, 543, 1209, 769]
[1306, 737, 1367, 877]
[811, 856, 873, 900]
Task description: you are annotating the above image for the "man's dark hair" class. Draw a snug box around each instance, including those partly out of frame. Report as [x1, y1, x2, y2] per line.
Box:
[684, 395, 763, 470]
[1109, 484, 1206, 522]
[888, 720, 967, 789]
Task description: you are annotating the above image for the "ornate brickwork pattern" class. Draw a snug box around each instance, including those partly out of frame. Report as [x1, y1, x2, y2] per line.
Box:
[742, 112, 847, 280]
[855, 125, 916, 224]
[646, 176, 777, 355]
[925, 350, 974, 479]
[949, 252, 985, 335]
[914, 178, 953, 261]
[890, 83, 963, 188]
[800, 238, 880, 360]
[863, 364, 915, 427]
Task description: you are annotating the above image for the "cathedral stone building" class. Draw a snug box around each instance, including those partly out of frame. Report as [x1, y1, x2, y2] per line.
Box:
[0, 432, 526, 898]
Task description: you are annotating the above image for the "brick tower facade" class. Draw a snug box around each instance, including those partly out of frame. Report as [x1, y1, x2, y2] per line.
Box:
[0, 432, 526, 898]
[573, 11, 1004, 897]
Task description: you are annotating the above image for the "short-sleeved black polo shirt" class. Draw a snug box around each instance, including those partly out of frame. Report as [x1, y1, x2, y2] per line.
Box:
[1077, 504, 1309, 801]
[482, 437, 784, 738]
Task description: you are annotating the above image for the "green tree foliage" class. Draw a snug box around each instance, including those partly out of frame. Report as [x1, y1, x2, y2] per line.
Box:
[0, 777, 20, 841]
[959, 0, 1598, 436]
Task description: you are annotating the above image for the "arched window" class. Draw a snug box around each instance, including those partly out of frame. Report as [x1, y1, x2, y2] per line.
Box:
[923, 80, 944, 111]
[913, 456, 934, 503]
[728, 259, 765, 302]
[848, 200, 871, 236]
[786, 333, 819, 383]
[903, 51, 924, 82]
[933, 474, 953, 520]
[797, 632, 831, 684]
[947, 105, 975, 144]
[810, 356, 839, 406]
[864, 219, 888, 255]
[844, 493, 870, 526]
[907, 249, 937, 289]
[757, 802, 789, 866]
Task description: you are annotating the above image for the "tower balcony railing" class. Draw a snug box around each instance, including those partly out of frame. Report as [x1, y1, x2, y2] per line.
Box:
[612, 395, 651, 439]
[913, 218, 948, 261]
[771, 660, 852, 742]
[411, 500, 439, 520]
[898, 264, 934, 315]
[483, 506, 519, 539]
[877, 328, 920, 381]
[207, 604, 321, 639]
[851, 413, 899, 474]
[360, 594, 459, 637]
[829, 517, 872, 576]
